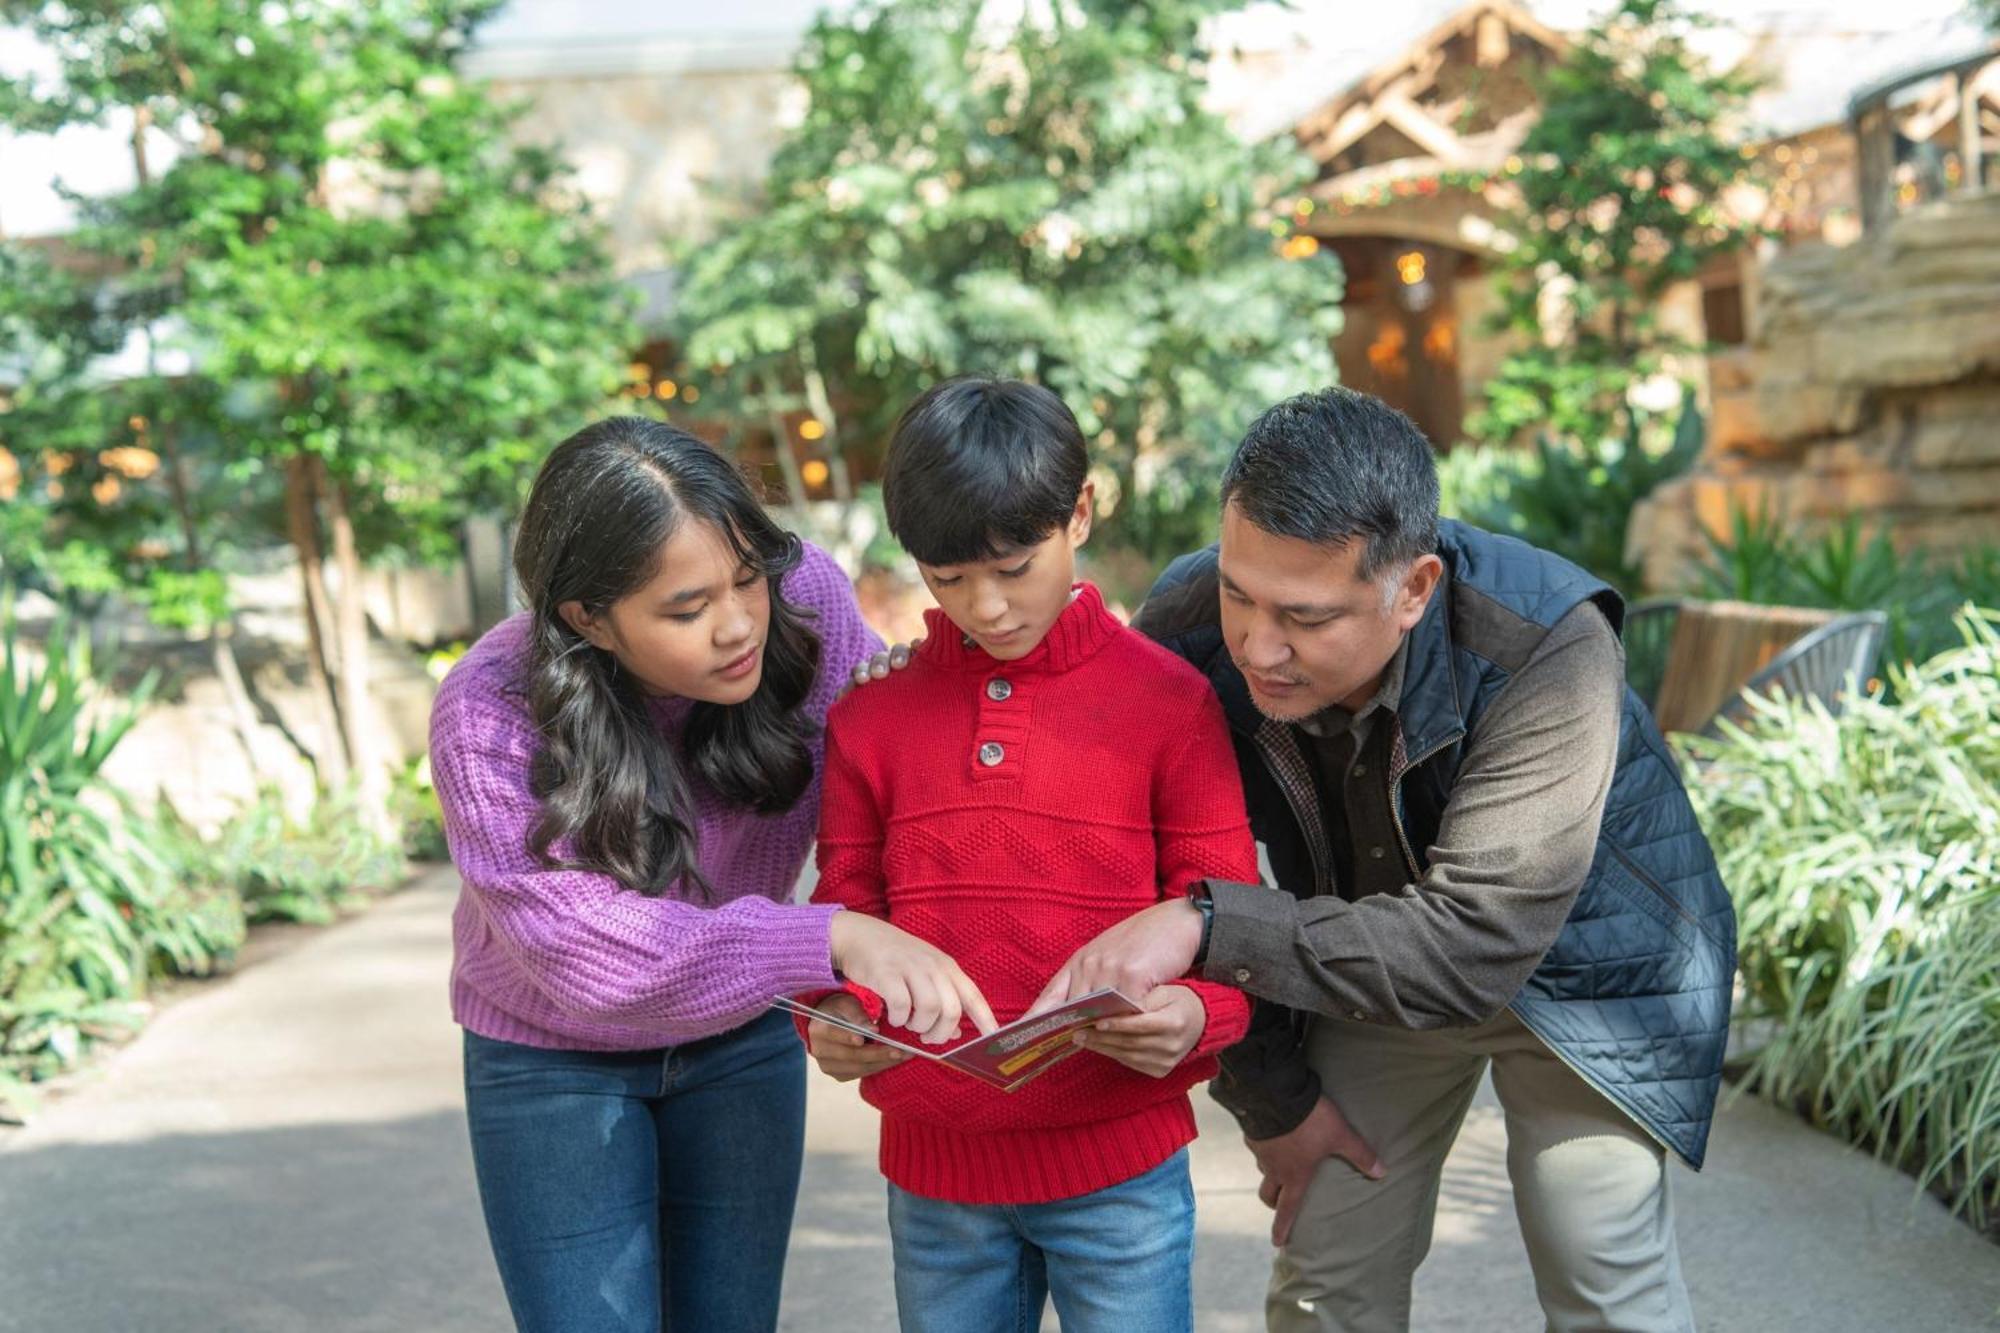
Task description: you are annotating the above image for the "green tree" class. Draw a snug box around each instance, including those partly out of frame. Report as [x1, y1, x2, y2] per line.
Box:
[675, 0, 1343, 558]
[1469, 0, 1763, 451]
[0, 0, 632, 823]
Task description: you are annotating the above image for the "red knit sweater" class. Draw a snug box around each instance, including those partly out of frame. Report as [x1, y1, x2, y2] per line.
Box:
[806, 583, 1257, 1205]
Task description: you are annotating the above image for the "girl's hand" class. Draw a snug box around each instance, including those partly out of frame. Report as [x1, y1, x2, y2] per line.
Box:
[828, 911, 997, 1044]
[805, 993, 911, 1082]
[843, 637, 926, 693]
[1072, 984, 1206, 1078]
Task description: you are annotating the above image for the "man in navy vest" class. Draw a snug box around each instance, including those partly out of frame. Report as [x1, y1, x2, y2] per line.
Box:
[1041, 388, 1734, 1332]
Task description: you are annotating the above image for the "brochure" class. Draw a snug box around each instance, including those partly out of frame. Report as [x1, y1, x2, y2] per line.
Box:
[774, 988, 1142, 1092]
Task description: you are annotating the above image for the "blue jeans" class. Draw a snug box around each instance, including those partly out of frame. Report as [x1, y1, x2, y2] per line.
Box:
[462, 1008, 806, 1333]
[885, 1149, 1195, 1333]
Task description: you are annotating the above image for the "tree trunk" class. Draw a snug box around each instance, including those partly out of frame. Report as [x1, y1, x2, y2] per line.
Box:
[799, 344, 854, 503]
[320, 462, 389, 832]
[153, 407, 277, 780]
[130, 105, 153, 187]
[760, 383, 812, 518]
[134, 118, 280, 781]
[282, 452, 350, 787]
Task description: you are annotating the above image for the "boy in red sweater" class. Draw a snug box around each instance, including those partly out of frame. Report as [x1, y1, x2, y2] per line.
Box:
[799, 378, 1258, 1333]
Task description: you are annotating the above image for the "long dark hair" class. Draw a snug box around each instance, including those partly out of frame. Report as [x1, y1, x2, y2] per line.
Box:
[511, 417, 822, 898]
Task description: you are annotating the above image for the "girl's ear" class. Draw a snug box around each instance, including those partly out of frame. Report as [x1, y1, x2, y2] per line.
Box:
[559, 600, 616, 652]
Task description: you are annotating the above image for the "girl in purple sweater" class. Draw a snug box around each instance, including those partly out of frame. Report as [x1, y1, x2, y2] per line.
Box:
[430, 417, 994, 1333]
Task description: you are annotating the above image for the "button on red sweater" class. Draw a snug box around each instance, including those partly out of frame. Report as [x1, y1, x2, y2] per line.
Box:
[807, 583, 1257, 1205]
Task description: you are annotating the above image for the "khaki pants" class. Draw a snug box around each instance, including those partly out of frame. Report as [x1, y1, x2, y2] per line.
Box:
[1267, 1009, 1693, 1333]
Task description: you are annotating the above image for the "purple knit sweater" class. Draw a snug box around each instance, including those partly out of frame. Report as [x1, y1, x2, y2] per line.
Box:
[430, 541, 883, 1050]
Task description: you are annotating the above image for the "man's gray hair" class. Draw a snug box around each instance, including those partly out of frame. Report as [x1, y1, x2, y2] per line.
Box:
[1220, 387, 1441, 583]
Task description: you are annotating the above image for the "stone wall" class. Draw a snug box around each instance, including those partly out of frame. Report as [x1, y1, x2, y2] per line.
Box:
[486, 68, 800, 276]
[1630, 192, 2000, 591]
[73, 550, 466, 832]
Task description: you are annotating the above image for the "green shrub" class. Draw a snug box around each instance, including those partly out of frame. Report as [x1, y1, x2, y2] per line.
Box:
[1696, 507, 1998, 668]
[389, 756, 448, 863]
[1504, 393, 1704, 594]
[1441, 390, 1703, 595]
[1684, 606, 2000, 1226]
[190, 786, 406, 926]
[1435, 442, 1540, 531]
[0, 606, 421, 1119]
[0, 610, 238, 1118]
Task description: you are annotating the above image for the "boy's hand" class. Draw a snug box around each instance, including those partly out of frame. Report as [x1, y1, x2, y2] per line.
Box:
[805, 993, 912, 1082]
[842, 637, 926, 694]
[1072, 984, 1205, 1078]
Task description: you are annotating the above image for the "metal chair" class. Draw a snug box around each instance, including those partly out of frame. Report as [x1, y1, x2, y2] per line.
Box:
[1622, 598, 1682, 721]
[1700, 610, 1888, 738]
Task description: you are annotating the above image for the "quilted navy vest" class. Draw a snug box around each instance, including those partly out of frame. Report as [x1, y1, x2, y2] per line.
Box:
[1148, 521, 1736, 1168]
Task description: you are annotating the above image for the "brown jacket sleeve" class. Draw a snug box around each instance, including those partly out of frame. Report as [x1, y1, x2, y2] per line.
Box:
[1204, 602, 1625, 1033]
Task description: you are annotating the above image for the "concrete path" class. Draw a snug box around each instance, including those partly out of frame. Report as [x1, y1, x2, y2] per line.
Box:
[2, 868, 1996, 1331]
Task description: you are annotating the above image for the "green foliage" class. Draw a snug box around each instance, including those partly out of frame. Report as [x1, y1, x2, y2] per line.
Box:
[0, 609, 242, 1118]
[848, 484, 910, 575]
[389, 757, 448, 863]
[1468, 349, 1644, 458]
[0, 0, 633, 605]
[1512, 402, 1704, 592]
[1470, 0, 1763, 452]
[676, 0, 1343, 558]
[1441, 390, 1703, 593]
[386, 641, 463, 862]
[187, 787, 406, 926]
[1685, 608, 2000, 1226]
[1696, 507, 1998, 666]
[0, 602, 426, 1118]
[1434, 441, 1542, 531]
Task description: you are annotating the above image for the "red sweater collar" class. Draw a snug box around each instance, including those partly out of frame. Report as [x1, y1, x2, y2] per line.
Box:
[918, 582, 1119, 676]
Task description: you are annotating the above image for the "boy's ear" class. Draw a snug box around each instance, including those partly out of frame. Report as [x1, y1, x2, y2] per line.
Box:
[1069, 481, 1095, 548]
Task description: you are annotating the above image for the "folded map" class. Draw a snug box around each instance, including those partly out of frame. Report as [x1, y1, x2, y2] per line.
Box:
[774, 988, 1143, 1091]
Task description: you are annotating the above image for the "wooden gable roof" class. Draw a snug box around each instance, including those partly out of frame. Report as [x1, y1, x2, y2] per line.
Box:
[1293, 0, 1568, 174]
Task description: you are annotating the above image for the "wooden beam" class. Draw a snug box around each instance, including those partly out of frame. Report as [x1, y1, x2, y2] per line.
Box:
[1379, 92, 1470, 164]
[1854, 102, 1897, 235]
[1294, 2, 1572, 166]
[1477, 11, 1511, 67]
[1304, 69, 1425, 163]
[1961, 72, 1983, 195]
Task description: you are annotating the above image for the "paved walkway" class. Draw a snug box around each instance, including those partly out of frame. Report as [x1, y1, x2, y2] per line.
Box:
[2, 868, 1996, 1331]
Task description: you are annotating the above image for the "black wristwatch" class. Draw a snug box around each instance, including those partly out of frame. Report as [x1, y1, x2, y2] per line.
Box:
[1186, 881, 1216, 968]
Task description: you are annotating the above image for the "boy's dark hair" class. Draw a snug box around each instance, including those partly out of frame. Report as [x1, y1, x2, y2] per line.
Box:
[881, 377, 1089, 566]
[1221, 386, 1441, 579]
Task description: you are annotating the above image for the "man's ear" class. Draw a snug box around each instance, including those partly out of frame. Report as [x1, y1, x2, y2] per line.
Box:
[1393, 554, 1444, 633]
[1068, 481, 1095, 548]
[559, 600, 616, 652]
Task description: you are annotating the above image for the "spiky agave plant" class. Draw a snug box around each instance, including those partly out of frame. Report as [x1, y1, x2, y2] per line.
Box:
[0, 603, 244, 1119]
